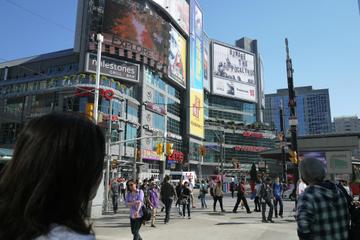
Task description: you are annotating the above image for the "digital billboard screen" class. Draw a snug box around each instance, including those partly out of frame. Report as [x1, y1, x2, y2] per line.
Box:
[168, 25, 187, 87]
[102, 0, 170, 65]
[212, 42, 257, 102]
[151, 0, 189, 35]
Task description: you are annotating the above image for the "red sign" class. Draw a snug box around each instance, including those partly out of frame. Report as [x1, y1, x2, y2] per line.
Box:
[233, 145, 270, 152]
[102, 115, 119, 121]
[76, 87, 114, 100]
[168, 151, 184, 163]
[242, 131, 264, 138]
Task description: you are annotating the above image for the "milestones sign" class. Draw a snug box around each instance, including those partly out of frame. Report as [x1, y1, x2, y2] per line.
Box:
[86, 53, 140, 83]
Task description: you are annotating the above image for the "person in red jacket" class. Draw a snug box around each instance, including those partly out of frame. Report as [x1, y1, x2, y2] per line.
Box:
[233, 178, 251, 213]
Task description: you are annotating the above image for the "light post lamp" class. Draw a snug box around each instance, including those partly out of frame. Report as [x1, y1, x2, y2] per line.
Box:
[93, 33, 103, 124]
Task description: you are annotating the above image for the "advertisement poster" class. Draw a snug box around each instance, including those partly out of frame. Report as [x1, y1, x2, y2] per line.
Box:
[102, 0, 170, 65]
[326, 151, 352, 174]
[212, 42, 257, 102]
[189, 0, 204, 139]
[151, 0, 189, 35]
[168, 25, 187, 87]
[203, 34, 210, 91]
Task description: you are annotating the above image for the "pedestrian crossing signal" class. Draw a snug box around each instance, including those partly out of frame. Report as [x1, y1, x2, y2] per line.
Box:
[85, 103, 94, 119]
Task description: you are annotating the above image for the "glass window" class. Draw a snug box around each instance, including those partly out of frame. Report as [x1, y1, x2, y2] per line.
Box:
[167, 117, 180, 135]
[127, 104, 138, 118]
[167, 98, 180, 116]
[153, 113, 165, 131]
[154, 91, 165, 106]
[125, 124, 137, 147]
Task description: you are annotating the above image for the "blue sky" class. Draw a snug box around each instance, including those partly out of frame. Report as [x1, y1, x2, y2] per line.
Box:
[1, 0, 359, 118]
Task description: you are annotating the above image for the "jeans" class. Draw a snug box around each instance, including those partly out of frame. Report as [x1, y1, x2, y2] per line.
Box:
[261, 200, 274, 221]
[213, 196, 224, 211]
[273, 196, 283, 217]
[254, 196, 261, 211]
[200, 195, 207, 208]
[182, 202, 191, 217]
[233, 195, 250, 212]
[130, 217, 142, 240]
[111, 194, 119, 213]
[163, 198, 173, 223]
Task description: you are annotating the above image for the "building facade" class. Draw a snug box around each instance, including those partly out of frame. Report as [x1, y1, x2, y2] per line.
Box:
[0, 0, 278, 181]
[264, 86, 332, 136]
[333, 116, 360, 133]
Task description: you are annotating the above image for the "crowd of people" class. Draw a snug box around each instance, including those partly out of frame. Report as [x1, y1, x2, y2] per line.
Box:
[0, 112, 359, 240]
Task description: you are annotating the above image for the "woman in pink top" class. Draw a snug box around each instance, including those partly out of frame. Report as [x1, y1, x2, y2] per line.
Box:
[126, 180, 144, 240]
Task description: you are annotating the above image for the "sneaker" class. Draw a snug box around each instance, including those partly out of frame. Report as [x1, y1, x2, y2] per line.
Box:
[232, 210, 237, 213]
[275, 216, 278, 218]
[151, 224, 156, 228]
[262, 219, 268, 223]
[221, 209, 226, 213]
[247, 211, 252, 214]
[188, 216, 191, 219]
[279, 215, 283, 218]
[268, 219, 274, 223]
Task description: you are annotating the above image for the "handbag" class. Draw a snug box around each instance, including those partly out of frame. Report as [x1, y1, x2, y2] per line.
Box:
[141, 205, 152, 221]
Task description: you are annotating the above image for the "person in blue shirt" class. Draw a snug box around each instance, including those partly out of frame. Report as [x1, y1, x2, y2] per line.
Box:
[272, 177, 283, 218]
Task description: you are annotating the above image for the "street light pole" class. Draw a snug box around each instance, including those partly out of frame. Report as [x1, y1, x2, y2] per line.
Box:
[104, 98, 112, 213]
[93, 33, 103, 124]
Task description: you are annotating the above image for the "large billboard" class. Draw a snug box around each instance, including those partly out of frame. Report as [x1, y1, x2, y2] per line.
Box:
[188, 0, 204, 139]
[212, 42, 257, 102]
[85, 53, 140, 83]
[203, 33, 210, 91]
[168, 25, 187, 87]
[102, 0, 171, 66]
[151, 0, 189, 35]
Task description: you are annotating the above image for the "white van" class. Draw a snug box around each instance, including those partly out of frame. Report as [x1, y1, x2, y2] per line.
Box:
[169, 171, 197, 186]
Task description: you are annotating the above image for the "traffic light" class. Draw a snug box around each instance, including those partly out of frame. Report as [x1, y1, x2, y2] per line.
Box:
[289, 149, 298, 164]
[156, 143, 163, 155]
[85, 103, 94, 119]
[199, 145, 206, 156]
[111, 159, 117, 169]
[166, 143, 174, 156]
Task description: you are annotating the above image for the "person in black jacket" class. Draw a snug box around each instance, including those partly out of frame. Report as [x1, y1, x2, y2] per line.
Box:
[181, 181, 191, 219]
[160, 175, 176, 224]
[233, 178, 251, 214]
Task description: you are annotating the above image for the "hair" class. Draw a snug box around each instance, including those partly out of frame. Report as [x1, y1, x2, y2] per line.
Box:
[164, 175, 170, 182]
[300, 157, 326, 184]
[0, 112, 105, 239]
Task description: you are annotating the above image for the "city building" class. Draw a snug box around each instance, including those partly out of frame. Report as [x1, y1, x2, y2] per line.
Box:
[264, 86, 332, 136]
[333, 116, 360, 133]
[0, 0, 278, 181]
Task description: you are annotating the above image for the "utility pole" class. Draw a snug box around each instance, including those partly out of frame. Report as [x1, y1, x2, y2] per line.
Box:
[104, 98, 112, 213]
[285, 38, 299, 191]
[279, 100, 287, 183]
[93, 33, 103, 124]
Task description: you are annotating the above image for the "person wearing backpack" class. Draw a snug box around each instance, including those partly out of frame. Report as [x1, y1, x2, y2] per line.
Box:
[260, 177, 274, 223]
[233, 178, 251, 214]
[199, 179, 208, 208]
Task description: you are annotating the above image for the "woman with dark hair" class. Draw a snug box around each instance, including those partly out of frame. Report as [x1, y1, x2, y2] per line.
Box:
[0, 112, 105, 240]
[180, 181, 191, 219]
[126, 180, 144, 240]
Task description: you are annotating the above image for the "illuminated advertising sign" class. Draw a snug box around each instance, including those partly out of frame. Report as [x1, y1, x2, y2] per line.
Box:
[212, 42, 257, 102]
[86, 53, 140, 82]
[142, 149, 161, 161]
[151, 0, 189, 35]
[102, 0, 170, 66]
[168, 25, 187, 88]
[203, 33, 210, 91]
[188, 0, 204, 139]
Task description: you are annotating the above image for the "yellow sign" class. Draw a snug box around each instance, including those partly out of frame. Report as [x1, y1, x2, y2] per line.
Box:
[189, 90, 204, 138]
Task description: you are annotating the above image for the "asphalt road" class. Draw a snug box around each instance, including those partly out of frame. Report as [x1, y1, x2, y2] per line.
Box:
[93, 194, 298, 240]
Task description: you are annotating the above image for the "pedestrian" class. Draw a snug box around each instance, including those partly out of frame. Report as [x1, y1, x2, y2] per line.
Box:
[272, 177, 283, 218]
[213, 180, 225, 212]
[199, 179, 208, 208]
[260, 177, 274, 223]
[189, 177, 196, 208]
[175, 181, 184, 216]
[254, 179, 262, 212]
[180, 181, 191, 219]
[120, 179, 127, 202]
[149, 182, 160, 227]
[110, 178, 121, 214]
[229, 179, 235, 198]
[0, 112, 105, 240]
[126, 180, 144, 240]
[160, 175, 176, 224]
[233, 178, 251, 213]
[297, 157, 350, 239]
